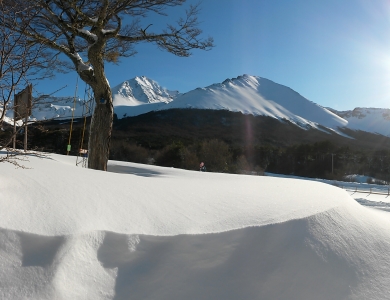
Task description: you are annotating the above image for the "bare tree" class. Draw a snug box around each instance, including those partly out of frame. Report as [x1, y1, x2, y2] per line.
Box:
[0, 0, 64, 166]
[0, 2, 52, 126]
[0, 0, 213, 170]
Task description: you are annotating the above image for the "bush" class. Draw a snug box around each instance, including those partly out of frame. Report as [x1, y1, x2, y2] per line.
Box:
[198, 139, 232, 172]
[154, 142, 184, 167]
[110, 140, 149, 164]
[180, 146, 199, 170]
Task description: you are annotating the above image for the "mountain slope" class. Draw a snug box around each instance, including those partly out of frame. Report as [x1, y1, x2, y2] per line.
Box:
[112, 109, 390, 151]
[164, 75, 347, 129]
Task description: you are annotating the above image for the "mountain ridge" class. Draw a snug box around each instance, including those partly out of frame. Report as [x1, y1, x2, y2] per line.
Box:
[113, 74, 349, 136]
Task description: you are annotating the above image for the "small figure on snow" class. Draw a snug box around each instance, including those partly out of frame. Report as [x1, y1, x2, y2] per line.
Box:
[200, 162, 206, 172]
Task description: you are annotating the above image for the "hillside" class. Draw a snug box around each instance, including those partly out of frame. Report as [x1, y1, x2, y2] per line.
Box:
[112, 109, 390, 150]
[14, 108, 390, 154]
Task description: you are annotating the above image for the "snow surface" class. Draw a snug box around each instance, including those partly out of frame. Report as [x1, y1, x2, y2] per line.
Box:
[266, 172, 390, 205]
[1, 152, 390, 299]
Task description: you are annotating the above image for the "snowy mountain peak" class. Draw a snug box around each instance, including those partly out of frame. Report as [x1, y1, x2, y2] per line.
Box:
[112, 76, 180, 106]
[214, 74, 259, 89]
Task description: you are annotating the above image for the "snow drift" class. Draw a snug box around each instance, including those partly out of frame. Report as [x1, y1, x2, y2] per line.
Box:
[1, 152, 390, 299]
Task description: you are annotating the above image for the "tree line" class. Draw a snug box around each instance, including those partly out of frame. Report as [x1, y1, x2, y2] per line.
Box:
[109, 139, 390, 182]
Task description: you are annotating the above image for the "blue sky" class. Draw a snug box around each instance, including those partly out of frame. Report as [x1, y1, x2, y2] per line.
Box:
[36, 0, 390, 110]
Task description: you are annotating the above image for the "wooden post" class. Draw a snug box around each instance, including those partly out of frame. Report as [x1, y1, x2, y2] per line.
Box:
[13, 117, 16, 149]
[13, 89, 16, 149]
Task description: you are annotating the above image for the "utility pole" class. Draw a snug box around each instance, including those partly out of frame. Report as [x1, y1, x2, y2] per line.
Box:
[331, 153, 334, 174]
[67, 77, 78, 155]
[12, 88, 16, 149]
[24, 114, 28, 152]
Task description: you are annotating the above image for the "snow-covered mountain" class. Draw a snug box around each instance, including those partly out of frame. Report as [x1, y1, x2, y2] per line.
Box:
[4, 74, 390, 138]
[329, 107, 390, 137]
[166, 75, 348, 132]
[113, 74, 348, 135]
[111, 76, 180, 106]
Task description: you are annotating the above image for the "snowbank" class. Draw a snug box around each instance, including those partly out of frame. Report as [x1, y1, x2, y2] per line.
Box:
[1, 153, 390, 299]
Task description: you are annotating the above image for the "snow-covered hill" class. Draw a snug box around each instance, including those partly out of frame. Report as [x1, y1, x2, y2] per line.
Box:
[1, 152, 390, 299]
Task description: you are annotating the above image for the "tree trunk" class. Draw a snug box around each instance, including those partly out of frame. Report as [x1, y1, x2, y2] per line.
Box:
[82, 35, 114, 171]
[87, 81, 113, 171]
